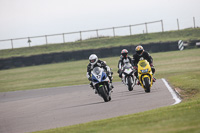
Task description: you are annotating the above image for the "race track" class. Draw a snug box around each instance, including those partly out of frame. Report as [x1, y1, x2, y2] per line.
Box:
[0, 79, 179, 133]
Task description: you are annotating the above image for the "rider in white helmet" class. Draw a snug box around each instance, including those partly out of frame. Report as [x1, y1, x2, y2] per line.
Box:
[86, 54, 113, 93]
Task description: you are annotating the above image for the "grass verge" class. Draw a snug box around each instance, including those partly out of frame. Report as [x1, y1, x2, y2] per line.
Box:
[0, 28, 200, 59]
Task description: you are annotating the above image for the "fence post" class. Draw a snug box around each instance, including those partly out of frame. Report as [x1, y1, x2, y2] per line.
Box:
[113, 27, 115, 37]
[45, 35, 48, 45]
[80, 31, 82, 41]
[193, 17, 196, 28]
[96, 30, 99, 38]
[145, 23, 148, 33]
[11, 39, 13, 49]
[63, 33, 65, 43]
[129, 25, 132, 35]
[161, 20, 164, 32]
[28, 37, 31, 47]
[177, 19, 180, 30]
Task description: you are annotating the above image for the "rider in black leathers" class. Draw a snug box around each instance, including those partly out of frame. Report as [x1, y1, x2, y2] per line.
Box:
[133, 45, 156, 85]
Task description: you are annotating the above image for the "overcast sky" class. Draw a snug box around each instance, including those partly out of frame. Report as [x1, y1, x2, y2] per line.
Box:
[0, 0, 200, 49]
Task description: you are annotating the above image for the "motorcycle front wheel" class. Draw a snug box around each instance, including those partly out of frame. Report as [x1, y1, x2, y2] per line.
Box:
[144, 77, 150, 93]
[99, 85, 110, 102]
[127, 76, 133, 91]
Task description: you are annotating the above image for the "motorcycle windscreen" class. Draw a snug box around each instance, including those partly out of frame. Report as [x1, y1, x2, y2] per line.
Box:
[124, 63, 132, 69]
[139, 60, 147, 68]
[93, 67, 101, 75]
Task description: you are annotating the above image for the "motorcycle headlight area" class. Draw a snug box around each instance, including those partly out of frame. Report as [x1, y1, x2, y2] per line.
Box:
[141, 69, 148, 73]
[102, 72, 107, 80]
[92, 75, 99, 82]
[92, 78, 99, 82]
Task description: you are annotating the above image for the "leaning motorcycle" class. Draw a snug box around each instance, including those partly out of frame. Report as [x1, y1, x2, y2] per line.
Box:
[91, 67, 112, 102]
[137, 59, 153, 93]
[121, 63, 136, 91]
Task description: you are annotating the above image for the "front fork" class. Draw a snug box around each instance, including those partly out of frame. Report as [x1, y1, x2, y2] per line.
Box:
[122, 75, 134, 85]
[139, 74, 153, 88]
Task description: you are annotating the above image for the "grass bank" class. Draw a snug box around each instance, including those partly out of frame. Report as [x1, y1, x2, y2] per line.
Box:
[0, 28, 200, 59]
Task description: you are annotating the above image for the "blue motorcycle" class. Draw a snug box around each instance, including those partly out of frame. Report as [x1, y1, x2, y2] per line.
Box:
[91, 67, 112, 102]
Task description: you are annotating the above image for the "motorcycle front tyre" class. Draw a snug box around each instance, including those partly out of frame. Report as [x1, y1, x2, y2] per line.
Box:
[127, 76, 133, 91]
[99, 85, 110, 102]
[144, 77, 150, 93]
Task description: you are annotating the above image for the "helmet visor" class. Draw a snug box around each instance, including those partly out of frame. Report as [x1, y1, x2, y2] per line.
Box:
[90, 59, 96, 63]
[122, 53, 127, 57]
[136, 50, 143, 55]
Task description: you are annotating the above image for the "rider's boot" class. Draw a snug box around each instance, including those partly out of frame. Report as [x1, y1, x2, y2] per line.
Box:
[90, 82, 97, 94]
[90, 82, 93, 88]
[121, 75, 125, 85]
[94, 89, 97, 94]
[121, 78, 124, 84]
[137, 80, 140, 85]
[110, 82, 114, 90]
[153, 77, 156, 82]
[109, 76, 114, 89]
[109, 83, 114, 93]
[136, 76, 141, 85]
[152, 73, 156, 82]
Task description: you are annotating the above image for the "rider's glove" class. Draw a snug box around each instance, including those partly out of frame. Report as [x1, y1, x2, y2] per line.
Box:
[88, 77, 92, 81]
[108, 71, 113, 76]
[150, 63, 154, 67]
[133, 66, 138, 70]
[117, 69, 121, 73]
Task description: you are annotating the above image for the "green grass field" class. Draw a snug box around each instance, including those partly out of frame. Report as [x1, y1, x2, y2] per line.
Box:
[0, 28, 200, 59]
[1, 49, 200, 133]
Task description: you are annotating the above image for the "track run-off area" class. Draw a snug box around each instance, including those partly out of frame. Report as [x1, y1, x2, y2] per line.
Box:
[0, 79, 181, 133]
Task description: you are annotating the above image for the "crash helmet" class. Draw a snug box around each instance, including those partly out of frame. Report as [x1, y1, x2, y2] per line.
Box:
[135, 45, 144, 56]
[89, 54, 98, 65]
[121, 49, 128, 58]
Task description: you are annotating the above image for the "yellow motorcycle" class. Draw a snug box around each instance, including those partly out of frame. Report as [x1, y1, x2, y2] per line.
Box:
[137, 59, 153, 93]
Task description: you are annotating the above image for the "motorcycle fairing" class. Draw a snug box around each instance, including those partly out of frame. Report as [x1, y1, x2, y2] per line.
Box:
[138, 60, 153, 89]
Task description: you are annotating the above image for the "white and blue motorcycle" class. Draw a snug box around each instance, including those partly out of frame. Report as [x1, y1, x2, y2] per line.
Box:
[91, 67, 112, 102]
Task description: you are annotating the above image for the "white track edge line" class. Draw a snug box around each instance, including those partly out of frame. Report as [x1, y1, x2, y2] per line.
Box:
[162, 78, 182, 105]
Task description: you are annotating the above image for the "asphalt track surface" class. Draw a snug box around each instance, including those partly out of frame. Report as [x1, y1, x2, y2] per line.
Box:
[0, 79, 177, 133]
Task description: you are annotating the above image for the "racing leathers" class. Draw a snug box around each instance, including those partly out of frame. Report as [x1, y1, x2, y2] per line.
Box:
[117, 55, 134, 78]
